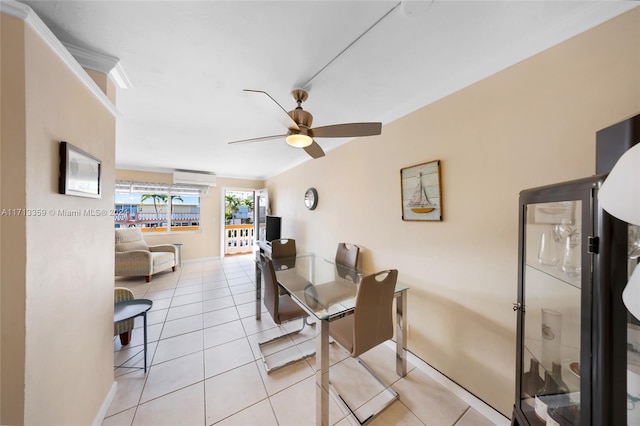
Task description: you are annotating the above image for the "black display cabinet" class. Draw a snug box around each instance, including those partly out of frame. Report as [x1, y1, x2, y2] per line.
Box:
[511, 174, 634, 425]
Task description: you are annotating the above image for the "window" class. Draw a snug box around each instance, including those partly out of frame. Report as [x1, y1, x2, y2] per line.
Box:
[114, 181, 204, 233]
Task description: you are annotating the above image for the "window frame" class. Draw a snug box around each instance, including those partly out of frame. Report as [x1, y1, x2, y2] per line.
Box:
[114, 181, 206, 234]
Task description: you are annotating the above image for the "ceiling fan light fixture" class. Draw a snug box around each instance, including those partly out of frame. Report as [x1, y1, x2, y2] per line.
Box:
[286, 134, 313, 148]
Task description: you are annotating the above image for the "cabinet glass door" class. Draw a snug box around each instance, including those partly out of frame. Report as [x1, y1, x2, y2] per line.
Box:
[628, 225, 640, 425]
[521, 200, 582, 425]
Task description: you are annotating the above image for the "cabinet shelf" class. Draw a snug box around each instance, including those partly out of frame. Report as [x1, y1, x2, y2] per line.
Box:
[523, 340, 580, 393]
[524, 262, 581, 290]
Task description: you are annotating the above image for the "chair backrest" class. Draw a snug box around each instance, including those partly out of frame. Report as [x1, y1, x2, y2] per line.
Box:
[261, 256, 282, 324]
[115, 228, 149, 252]
[352, 269, 398, 357]
[115, 287, 134, 303]
[114, 287, 135, 336]
[335, 243, 360, 269]
[335, 243, 360, 282]
[271, 238, 296, 259]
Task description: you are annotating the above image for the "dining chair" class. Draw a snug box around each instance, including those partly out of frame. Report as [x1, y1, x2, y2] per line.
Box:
[258, 255, 315, 373]
[335, 242, 360, 269]
[270, 238, 297, 295]
[335, 243, 361, 283]
[329, 269, 400, 424]
[114, 287, 135, 345]
[271, 238, 297, 258]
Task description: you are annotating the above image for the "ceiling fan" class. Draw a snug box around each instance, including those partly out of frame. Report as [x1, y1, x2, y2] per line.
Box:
[227, 89, 382, 159]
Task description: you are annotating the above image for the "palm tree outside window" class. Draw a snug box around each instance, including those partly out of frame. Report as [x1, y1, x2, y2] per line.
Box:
[114, 183, 200, 233]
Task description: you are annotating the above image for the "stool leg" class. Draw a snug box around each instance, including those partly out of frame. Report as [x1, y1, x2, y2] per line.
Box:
[143, 312, 148, 372]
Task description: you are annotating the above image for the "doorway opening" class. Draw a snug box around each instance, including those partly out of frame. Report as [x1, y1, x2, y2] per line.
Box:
[224, 189, 255, 256]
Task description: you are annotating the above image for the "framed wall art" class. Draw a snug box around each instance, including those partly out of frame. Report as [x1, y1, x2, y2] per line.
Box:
[401, 159, 442, 221]
[59, 141, 102, 198]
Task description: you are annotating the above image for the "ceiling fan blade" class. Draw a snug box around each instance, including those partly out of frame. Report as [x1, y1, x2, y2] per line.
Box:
[243, 89, 299, 131]
[311, 122, 382, 138]
[304, 140, 325, 159]
[227, 134, 286, 145]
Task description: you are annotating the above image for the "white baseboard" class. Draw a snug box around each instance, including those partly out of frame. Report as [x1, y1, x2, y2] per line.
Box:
[182, 256, 221, 264]
[93, 381, 117, 426]
[384, 341, 510, 425]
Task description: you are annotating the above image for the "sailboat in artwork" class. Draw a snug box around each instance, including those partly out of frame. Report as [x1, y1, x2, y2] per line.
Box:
[408, 172, 436, 213]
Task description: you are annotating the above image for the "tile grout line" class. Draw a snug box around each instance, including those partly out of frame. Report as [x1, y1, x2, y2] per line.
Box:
[201, 262, 209, 426]
[130, 265, 183, 424]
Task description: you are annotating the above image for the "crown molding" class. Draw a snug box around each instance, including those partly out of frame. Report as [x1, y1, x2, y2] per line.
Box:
[0, 0, 119, 117]
[0, 0, 29, 19]
[110, 62, 132, 89]
[63, 42, 132, 89]
[63, 43, 119, 74]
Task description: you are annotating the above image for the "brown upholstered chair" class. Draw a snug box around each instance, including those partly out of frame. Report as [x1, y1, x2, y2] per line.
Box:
[329, 269, 400, 422]
[114, 287, 135, 345]
[258, 255, 314, 373]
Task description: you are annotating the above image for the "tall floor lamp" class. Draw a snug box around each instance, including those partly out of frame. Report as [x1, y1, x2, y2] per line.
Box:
[598, 142, 640, 319]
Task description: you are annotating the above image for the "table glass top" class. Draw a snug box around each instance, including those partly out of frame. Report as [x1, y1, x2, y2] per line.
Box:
[263, 253, 408, 321]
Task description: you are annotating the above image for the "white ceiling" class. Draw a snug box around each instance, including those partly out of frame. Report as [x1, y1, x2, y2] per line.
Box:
[16, 1, 639, 180]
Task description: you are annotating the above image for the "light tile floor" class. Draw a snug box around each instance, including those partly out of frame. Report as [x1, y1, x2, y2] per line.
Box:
[104, 255, 507, 426]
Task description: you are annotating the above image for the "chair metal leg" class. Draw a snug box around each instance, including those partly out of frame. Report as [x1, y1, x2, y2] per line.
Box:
[331, 357, 399, 425]
[258, 318, 316, 373]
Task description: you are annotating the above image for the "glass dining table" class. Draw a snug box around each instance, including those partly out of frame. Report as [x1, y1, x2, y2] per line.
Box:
[254, 252, 409, 426]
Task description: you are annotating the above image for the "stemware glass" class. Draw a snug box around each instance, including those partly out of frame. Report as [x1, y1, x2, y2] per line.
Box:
[629, 225, 640, 260]
[561, 227, 581, 278]
[538, 225, 561, 266]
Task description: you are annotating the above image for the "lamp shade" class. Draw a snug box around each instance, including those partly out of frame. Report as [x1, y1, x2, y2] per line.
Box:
[598, 142, 640, 226]
[598, 142, 640, 321]
[624, 267, 640, 321]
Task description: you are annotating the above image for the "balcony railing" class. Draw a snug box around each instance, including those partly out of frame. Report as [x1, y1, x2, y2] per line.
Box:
[116, 212, 253, 253]
[225, 224, 254, 255]
[115, 212, 200, 225]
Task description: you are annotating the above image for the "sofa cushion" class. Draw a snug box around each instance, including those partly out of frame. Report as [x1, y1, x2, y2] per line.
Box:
[152, 251, 173, 264]
[151, 251, 175, 273]
[115, 228, 149, 252]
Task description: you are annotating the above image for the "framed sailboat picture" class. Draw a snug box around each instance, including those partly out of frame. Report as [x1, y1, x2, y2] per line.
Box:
[401, 160, 442, 221]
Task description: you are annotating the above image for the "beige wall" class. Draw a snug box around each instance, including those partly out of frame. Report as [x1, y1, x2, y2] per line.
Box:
[265, 9, 640, 416]
[1, 14, 28, 424]
[115, 169, 263, 259]
[86, 68, 117, 105]
[1, 14, 116, 425]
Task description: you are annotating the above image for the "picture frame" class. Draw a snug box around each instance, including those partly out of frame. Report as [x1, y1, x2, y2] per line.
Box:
[59, 141, 101, 198]
[401, 160, 442, 221]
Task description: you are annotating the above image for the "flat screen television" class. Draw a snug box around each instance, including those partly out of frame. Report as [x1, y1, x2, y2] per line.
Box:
[265, 215, 281, 242]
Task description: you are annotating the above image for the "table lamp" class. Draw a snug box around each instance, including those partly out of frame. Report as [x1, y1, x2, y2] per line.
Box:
[598, 142, 640, 320]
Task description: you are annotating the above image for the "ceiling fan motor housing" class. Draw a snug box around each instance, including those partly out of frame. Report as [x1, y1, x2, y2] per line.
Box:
[289, 109, 313, 133]
[288, 89, 313, 134]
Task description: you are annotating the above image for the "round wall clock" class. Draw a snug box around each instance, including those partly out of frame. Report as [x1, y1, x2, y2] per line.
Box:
[304, 187, 318, 210]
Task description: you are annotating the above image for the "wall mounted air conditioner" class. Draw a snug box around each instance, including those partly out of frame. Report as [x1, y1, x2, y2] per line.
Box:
[173, 170, 217, 186]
